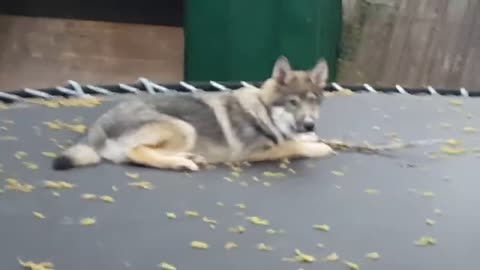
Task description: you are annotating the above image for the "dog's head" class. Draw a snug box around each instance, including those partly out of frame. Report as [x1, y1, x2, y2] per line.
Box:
[261, 56, 328, 136]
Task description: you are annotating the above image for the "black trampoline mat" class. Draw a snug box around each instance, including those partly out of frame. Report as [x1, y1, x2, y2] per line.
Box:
[1, 92, 479, 270]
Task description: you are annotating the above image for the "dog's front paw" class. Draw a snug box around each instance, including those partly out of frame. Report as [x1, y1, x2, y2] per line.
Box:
[301, 142, 335, 158]
[293, 132, 319, 142]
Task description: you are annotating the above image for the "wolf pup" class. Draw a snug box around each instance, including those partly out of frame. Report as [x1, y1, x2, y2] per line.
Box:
[52, 56, 334, 171]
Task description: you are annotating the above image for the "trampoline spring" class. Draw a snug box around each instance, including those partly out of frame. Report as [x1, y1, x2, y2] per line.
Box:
[0, 91, 23, 101]
[395, 85, 408, 95]
[24, 88, 53, 99]
[363, 84, 377, 93]
[241, 81, 256, 88]
[460, 87, 469, 97]
[138, 77, 158, 95]
[119, 84, 139, 94]
[148, 81, 171, 93]
[210, 81, 230, 91]
[331, 82, 343, 91]
[427, 86, 439, 95]
[86, 85, 114, 96]
[55, 86, 79, 96]
[68, 80, 87, 97]
[180, 81, 202, 92]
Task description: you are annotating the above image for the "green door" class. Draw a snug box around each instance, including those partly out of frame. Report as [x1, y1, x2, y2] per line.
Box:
[184, 0, 342, 82]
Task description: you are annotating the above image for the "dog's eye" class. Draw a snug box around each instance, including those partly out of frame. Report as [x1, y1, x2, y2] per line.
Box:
[287, 97, 300, 106]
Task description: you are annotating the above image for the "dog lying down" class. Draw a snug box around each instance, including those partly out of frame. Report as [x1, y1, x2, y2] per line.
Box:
[52, 56, 335, 171]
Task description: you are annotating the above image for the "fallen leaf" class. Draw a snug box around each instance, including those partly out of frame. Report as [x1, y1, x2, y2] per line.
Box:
[33, 211, 46, 219]
[158, 262, 176, 270]
[313, 224, 330, 232]
[191, 241, 209, 249]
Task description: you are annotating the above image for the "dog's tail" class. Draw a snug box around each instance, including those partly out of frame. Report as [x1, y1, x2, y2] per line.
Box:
[52, 144, 101, 170]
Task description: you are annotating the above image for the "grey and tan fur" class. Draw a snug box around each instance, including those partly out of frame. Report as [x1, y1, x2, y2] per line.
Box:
[52, 56, 334, 171]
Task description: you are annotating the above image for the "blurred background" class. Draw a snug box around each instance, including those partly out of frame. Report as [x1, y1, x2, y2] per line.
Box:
[0, 0, 478, 91]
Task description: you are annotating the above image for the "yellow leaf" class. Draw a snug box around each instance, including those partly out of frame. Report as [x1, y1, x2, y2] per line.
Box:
[331, 170, 345, 176]
[128, 181, 154, 190]
[191, 241, 209, 249]
[80, 217, 96, 226]
[81, 193, 97, 200]
[185, 210, 200, 217]
[125, 172, 140, 179]
[344, 260, 360, 270]
[18, 258, 54, 270]
[33, 211, 46, 219]
[414, 236, 437, 246]
[166, 212, 177, 219]
[313, 224, 330, 232]
[202, 216, 217, 224]
[262, 171, 286, 177]
[323, 253, 339, 262]
[235, 203, 247, 209]
[100, 195, 115, 203]
[422, 192, 435, 198]
[23, 162, 39, 170]
[426, 219, 436, 226]
[364, 189, 380, 195]
[41, 152, 58, 158]
[256, 243, 273, 251]
[246, 216, 269, 226]
[224, 241, 238, 250]
[464, 126, 477, 134]
[229, 225, 246, 234]
[366, 252, 380, 260]
[294, 249, 316, 263]
[159, 262, 176, 270]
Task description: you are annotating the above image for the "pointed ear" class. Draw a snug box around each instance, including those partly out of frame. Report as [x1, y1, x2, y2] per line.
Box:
[310, 59, 329, 87]
[272, 56, 293, 85]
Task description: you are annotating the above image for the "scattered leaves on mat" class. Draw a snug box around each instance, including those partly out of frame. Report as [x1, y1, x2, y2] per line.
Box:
[33, 211, 46, 219]
[415, 236, 437, 246]
[246, 216, 269, 226]
[366, 252, 380, 260]
[262, 171, 286, 178]
[80, 217, 96, 226]
[18, 258, 54, 270]
[294, 249, 316, 263]
[344, 260, 360, 270]
[256, 243, 273, 251]
[41, 152, 57, 158]
[191, 241, 209, 249]
[323, 253, 339, 262]
[44, 181, 75, 190]
[313, 224, 330, 232]
[224, 242, 238, 250]
[158, 262, 176, 270]
[128, 181, 154, 190]
[426, 219, 436, 226]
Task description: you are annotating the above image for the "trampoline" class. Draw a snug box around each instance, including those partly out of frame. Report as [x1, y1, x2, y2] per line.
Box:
[1, 80, 479, 270]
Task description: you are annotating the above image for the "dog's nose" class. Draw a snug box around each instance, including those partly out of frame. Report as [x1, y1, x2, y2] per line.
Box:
[304, 121, 315, 132]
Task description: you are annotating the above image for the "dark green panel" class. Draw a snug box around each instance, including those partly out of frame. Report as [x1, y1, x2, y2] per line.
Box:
[185, 0, 341, 82]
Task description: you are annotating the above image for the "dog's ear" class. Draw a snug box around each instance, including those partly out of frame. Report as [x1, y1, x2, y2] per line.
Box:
[310, 58, 329, 87]
[272, 56, 293, 85]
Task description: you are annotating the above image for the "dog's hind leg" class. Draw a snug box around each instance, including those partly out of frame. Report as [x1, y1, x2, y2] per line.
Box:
[125, 120, 204, 171]
[248, 141, 334, 162]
